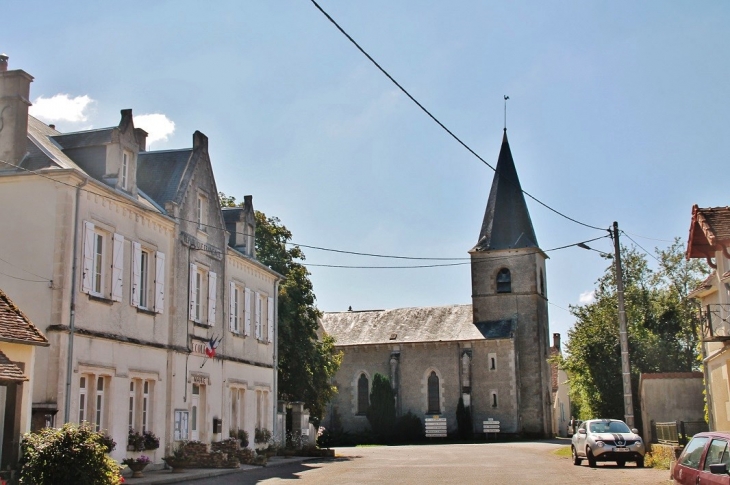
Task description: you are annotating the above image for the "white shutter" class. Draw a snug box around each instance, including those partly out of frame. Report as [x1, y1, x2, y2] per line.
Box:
[131, 241, 141, 307]
[189, 263, 197, 321]
[155, 251, 165, 313]
[229, 282, 236, 332]
[244, 288, 251, 336]
[267, 296, 274, 343]
[255, 291, 261, 340]
[208, 271, 217, 325]
[111, 233, 124, 301]
[82, 221, 95, 293]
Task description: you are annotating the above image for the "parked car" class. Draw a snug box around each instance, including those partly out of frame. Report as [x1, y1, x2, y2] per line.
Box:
[673, 431, 730, 484]
[571, 419, 645, 468]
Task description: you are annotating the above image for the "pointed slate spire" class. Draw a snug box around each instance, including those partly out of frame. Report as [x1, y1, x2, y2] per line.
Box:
[473, 130, 538, 251]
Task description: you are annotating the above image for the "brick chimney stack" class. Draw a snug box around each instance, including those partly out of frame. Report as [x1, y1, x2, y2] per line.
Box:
[0, 55, 34, 168]
[552, 333, 561, 351]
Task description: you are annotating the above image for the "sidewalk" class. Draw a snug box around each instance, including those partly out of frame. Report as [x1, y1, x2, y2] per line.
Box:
[125, 456, 316, 485]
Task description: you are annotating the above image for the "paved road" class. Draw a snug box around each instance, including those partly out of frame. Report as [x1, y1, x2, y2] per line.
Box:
[187, 441, 672, 484]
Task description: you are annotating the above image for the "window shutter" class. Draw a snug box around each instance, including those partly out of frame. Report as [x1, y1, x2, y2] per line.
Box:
[82, 221, 95, 293]
[267, 297, 274, 343]
[111, 233, 124, 301]
[229, 281, 236, 332]
[244, 288, 251, 336]
[255, 292, 261, 340]
[131, 241, 141, 307]
[189, 263, 197, 321]
[208, 271, 217, 325]
[154, 251, 165, 313]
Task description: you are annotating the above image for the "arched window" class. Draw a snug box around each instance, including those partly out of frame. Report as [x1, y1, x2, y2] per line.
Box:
[496, 268, 512, 293]
[427, 371, 440, 414]
[492, 392, 498, 408]
[357, 374, 369, 415]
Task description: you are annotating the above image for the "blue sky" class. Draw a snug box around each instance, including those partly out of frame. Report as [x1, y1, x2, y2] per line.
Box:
[3, 1, 729, 344]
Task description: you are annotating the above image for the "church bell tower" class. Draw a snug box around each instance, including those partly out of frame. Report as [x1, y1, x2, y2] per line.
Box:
[469, 129, 552, 437]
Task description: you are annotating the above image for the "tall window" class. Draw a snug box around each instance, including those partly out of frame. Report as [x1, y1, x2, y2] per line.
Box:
[539, 270, 545, 297]
[142, 381, 150, 432]
[195, 271, 202, 321]
[496, 268, 512, 293]
[129, 381, 136, 429]
[491, 391, 498, 408]
[427, 371, 440, 414]
[139, 250, 149, 308]
[232, 286, 240, 333]
[197, 195, 207, 231]
[79, 376, 87, 423]
[93, 233, 104, 294]
[95, 376, 105, 431]
[357, 374, 369, 415]
[191, 384, 200, 441]
[121, 151, 129, 190]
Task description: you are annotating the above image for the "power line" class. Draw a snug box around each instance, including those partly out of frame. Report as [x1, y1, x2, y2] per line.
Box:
[309, 0, 607, 233]
[0, 255, 51, 281]
[620, 230, 662, 265]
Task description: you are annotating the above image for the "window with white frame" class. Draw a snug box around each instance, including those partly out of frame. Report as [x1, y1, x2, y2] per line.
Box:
[255, 292, 268, 341]
[128, 378, 155, 433]
[121, 151, 130, 190]
[174, 410, 189, 441]
[129, 381, 136, 429]
[82, 222, 123, 301]
[95, 376, 106, 431]
[132, 243, 165, 313]
[230, 388, 245, 434]
[244, 288, 252, 336]
[197, 194, 207, 231]
[190, 264, 216, 324]
[229, 282, 243, 334]
[79, 376, 88, 423]
[142, 380, 150, 432]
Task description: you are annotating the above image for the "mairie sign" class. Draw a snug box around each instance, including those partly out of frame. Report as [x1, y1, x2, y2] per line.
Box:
[425, 416, 447, 438]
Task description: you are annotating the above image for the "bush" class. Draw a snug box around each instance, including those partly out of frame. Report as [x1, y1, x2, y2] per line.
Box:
[143, 430, 160, 450]
[19, 422, 123, 485]
[99, 433, 116, 453]
[456, 398, 473, 440]
[128, 429, 145, 452]
[394, 411, 423, 443]
[367, 373, 396, 443]
[255, 427, 272, 445]
[237, 429, 249, 448]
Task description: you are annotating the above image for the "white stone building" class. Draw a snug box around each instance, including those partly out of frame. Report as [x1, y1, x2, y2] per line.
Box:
[0, 56, 279, 464]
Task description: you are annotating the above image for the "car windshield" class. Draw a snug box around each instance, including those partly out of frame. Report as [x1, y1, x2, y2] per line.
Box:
[589, 421, 631, 434]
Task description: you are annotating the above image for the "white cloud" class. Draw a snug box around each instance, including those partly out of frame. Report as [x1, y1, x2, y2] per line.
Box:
[133, 113, 175, 146]
[29, 94, 94, 123]
[578, 290, 596, 305]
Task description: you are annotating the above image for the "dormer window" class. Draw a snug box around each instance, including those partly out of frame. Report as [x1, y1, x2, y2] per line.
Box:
[121, 151, 130, 190]
[197, 194, 207, 231]
[496, 268, 511, 293]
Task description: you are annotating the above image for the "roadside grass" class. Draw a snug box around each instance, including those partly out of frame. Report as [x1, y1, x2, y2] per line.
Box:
[553, 446, 572, 458]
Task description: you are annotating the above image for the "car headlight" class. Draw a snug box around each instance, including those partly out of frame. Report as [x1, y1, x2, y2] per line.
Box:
[595, 441, 604, 448]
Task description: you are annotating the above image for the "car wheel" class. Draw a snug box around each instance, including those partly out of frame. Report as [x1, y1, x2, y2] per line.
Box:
[571, 446, 582, 466]
[587, 448, 597, 468]
[636, 457, 644, 468]
[616, 460, 625, 467]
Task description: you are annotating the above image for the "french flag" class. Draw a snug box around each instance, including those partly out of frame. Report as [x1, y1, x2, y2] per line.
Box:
[205, 336, 220, 358]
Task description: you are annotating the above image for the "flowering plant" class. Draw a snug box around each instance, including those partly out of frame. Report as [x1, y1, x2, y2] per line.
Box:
[121, 455, 151, 466]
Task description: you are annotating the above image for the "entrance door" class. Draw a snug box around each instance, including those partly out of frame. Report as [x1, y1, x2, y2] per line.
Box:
[191, 384, 200, 441]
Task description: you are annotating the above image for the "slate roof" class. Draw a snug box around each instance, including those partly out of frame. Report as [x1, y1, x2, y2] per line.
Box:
[0, 288, 49, 346]
[320, 304, 514, 346]
[52, 127, 114, 149]
[687, 205, 730, 259]
[137, 149, 193, 207]
[23, 116, 85, 172]
[0, 350, 27, 383]
[473, 130, 538, 251]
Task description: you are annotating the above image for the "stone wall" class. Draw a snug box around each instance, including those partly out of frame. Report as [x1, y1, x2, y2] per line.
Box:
[182, 441, 239, 468]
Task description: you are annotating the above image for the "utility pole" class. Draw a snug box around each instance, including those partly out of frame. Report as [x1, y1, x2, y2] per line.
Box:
[612, 221, 634, 427]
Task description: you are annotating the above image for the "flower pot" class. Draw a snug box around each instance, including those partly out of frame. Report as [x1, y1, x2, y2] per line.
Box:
[163, 457, 190, 473]
[126, 462, 148, 478]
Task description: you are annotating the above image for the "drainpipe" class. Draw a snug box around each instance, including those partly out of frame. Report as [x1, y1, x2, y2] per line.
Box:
[272, 278, 280, 441]
[64, 178, 88, 423]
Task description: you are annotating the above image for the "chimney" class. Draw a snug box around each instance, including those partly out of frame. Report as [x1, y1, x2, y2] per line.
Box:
[552, 333, 561, 351]
[193, 130, 208, 151]
[0, 55, 34, 168]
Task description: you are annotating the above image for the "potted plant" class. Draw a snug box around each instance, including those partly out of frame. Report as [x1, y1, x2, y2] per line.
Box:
[143, 430, 160, 450]
[162, 441, 190, 473]
[128, 429, 145, 452]
[122, 455, 151, 478]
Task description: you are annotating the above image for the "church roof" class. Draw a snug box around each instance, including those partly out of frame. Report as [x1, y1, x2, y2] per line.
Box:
[320, 304, 514, 346]
[473, 130, 538, 251]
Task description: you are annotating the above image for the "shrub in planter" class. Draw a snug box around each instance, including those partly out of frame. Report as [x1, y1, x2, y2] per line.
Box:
[254, 428, 272, 446]
[19, 422, 123, 485]
[237, 429, 249, 448]
[143, 430, 160, 450]
[128, 429, 145, 452]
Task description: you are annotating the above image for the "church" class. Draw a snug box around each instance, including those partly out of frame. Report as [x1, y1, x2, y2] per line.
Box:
[319, 130, 553, 438]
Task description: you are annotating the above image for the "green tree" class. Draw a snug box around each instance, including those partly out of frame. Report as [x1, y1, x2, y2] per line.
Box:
[220, 193, 342, 424]
[562, 239, 708, 422]
[19, 422, 122, 485]
[367, 373, 396, 443]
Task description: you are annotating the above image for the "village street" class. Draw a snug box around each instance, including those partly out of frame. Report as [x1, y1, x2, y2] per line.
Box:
[186, 441, 671, 485]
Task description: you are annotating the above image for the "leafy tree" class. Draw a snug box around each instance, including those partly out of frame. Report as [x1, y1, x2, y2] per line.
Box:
[19, 422, 123, 485]
[562, 239, 708, 422]
[367, 373, 396, 443]
[220, 193, 342, 424]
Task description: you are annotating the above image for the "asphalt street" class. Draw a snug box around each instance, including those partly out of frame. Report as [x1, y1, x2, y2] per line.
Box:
[183, 441, 672, 484]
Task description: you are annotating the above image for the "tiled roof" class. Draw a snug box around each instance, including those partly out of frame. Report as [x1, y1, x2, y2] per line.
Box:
[687, 205, 730, 259]
[137, 149, 192, 207]
[321, 304, 513, 346]
[0, 350, 27, 383]
[688, 273, 715, 298]
[52, 127, 114, 149]
[0, 288, 49, 346]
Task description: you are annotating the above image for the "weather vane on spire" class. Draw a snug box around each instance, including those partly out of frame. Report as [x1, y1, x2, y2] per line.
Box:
[504, 95, 510, 131]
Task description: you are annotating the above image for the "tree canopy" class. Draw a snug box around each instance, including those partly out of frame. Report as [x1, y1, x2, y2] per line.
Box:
[220, 194, 342, 424]
[561, 239, 709, 422]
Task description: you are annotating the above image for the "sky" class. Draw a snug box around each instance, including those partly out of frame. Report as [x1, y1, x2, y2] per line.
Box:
[3, 1, 729, 346]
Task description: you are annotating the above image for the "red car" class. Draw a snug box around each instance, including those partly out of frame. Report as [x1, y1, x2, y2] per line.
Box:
[673, 431, 730, 484]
